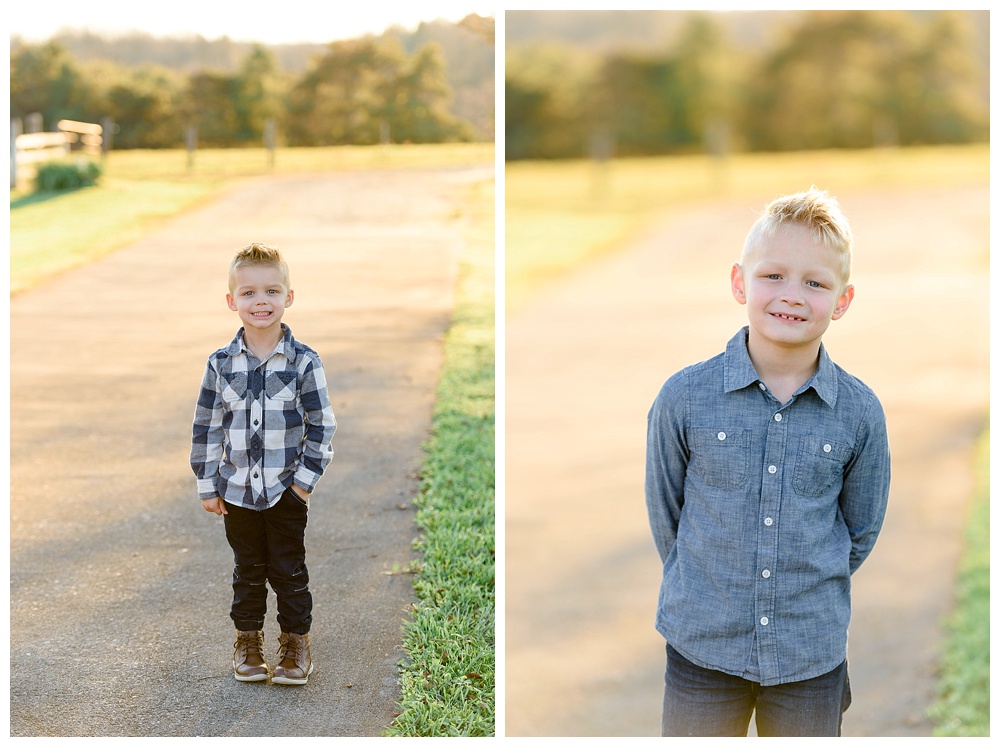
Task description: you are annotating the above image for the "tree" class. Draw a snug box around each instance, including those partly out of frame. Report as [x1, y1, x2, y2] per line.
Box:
[233, 45, 284, 143]
[283, 37, 471, 146]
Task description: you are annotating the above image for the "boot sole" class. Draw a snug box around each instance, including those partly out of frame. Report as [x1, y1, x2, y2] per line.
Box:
[234, 671, 269, 682]
[271, 664, 314, 686]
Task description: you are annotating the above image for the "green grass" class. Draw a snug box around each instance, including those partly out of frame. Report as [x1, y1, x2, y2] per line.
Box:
[506, 144, 989, 312]
[384, 178, 495, 737]
[928, 425, 990, 736]
[10, 143, 493, 294]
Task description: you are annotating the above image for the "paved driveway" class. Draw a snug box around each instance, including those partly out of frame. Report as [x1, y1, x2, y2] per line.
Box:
[10, 165, 491, 737]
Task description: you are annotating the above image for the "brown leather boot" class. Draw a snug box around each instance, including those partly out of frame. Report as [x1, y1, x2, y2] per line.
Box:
[233, 629, 269, 682]
[272, 631, 313, 685]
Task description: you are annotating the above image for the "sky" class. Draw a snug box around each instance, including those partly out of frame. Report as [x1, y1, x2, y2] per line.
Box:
[8, 2, 495, 45]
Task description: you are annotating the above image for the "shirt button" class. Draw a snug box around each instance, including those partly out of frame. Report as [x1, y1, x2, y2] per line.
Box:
[774, 413, 782, 422]
[768, 465, 777, 474]
[760, 617, 769, 626]
[764, 517, 773, 526]
[717, 432, 726, 441]
[758, 383, 766, 391]
[761, 569, 771, 578]
[823, 443, 832, 453]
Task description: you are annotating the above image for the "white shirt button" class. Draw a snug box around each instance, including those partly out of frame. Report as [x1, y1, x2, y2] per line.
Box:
[774, 413, 782, 422]
[758, 383, 767, 391]
[764, 517, 773, 526]
[823, 443, 832, 453]
[760, 617, 769, 626]
[761, 569, 771, 578]
[767, 465, 777, 474]
[717, 432, 726, 441]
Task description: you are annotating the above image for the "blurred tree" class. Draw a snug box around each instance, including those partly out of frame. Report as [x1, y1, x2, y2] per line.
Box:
[105, 65, 184, 148]
[505, 44, 594, 159]
[742, 10, 987, 150]
[233, 45, 284, 143]
[283, 37, 469, 146]
[10, 41, 99, 126]
[180, 71, 240, 146]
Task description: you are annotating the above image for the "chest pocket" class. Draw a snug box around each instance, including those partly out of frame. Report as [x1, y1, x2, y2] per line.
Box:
[688, 427, 751, 490]
[793, 437, 852, 496]
[265, 369, 298, 401]
[221, 372, 248, 404]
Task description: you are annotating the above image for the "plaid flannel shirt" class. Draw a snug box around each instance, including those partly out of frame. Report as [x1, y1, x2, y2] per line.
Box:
[191, 324, 336, 510]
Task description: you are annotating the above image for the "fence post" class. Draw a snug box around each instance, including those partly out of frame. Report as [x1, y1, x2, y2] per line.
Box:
[185, 125, 197, 171]
[101, 117, 115, 159]
[264, 117, 276, 168]
[11, 118, 23, 189]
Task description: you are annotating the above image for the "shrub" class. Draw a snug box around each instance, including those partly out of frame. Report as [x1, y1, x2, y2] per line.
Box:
[34, 158, 102, 192]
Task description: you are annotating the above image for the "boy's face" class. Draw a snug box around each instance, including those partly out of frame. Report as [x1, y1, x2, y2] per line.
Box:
[226, 263, 293, 333]
[731, 223, 854, 352]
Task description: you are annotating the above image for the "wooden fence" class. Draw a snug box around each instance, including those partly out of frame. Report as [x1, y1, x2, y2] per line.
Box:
[10, 118, 105, 188]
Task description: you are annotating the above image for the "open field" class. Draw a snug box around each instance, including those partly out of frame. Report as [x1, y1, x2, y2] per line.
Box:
[505, 144, 988, 312]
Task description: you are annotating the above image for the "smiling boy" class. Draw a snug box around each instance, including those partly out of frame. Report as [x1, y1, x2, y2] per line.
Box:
[645, 189, 890, 736]
[191, 242, 336, 685]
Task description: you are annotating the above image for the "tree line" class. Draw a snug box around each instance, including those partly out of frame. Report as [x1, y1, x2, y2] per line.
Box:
[11, 22, 493, 150]
[506, 10, 988, 160]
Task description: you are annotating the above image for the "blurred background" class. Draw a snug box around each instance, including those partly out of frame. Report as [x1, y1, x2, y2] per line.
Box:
[504, 9, 988, 738]
[506, 9, 987, 160]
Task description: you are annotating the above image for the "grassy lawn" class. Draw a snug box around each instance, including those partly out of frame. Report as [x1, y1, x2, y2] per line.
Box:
[928, 425, 990, 736]
[385, 177, 495, 737]
[505, 144, 989, 312]
[10, 143, 493, 294]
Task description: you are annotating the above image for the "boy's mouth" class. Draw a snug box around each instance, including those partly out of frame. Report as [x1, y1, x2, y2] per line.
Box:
[771, 312, 806, 322]
[251, 311, 272, 318]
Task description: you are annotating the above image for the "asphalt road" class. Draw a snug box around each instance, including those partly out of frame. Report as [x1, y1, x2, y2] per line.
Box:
[10, 165, 491, 737]
[504, 184, 989, 736]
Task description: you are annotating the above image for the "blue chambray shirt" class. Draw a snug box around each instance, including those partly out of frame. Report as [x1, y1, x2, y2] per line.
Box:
[645, 327, 890, 686]
[191, 324, 336, 510]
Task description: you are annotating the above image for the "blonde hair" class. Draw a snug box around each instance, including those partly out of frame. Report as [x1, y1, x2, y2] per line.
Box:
[228, 242, 290, 292]
[741, 188, 853, 286]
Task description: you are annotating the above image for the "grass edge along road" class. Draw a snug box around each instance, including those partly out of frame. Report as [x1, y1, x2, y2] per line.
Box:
[10, 144, 497, 735]
[928, 424, 990, 737]
[386, 177, 495, 737]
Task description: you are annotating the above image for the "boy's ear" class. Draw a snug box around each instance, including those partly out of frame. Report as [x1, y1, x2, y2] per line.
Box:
[226, 293, 238, 312]
[832, 284, 855, 320]
[284, 289, 295, 308]
[731, 263, 747, 305]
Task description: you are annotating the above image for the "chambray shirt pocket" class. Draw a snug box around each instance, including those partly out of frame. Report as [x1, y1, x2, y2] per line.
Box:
[792, 436, 852, 497]
[265, 369, 297, 401]
[221, 372, 248, 404]
[688, 427, 751, 491]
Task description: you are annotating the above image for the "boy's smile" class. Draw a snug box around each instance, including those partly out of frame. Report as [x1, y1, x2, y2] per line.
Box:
[731, 223, 854, 354]
[227, 264, 294, 335]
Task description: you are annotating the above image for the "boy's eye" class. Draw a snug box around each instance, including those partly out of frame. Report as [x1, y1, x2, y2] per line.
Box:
[807, 280, 824, 289]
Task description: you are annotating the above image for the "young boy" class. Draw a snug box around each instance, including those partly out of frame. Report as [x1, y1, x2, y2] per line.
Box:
[645, 189, 890, 736]
[191, 242, 336, 686]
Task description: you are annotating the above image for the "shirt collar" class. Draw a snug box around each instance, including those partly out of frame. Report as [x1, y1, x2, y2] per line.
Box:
[723, 326, 838, 407]
[225, 324, 296, 363]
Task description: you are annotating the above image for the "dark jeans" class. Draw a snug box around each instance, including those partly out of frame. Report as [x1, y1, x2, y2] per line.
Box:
[662, 644, 851, 737]
[223, 486, 311, 635]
